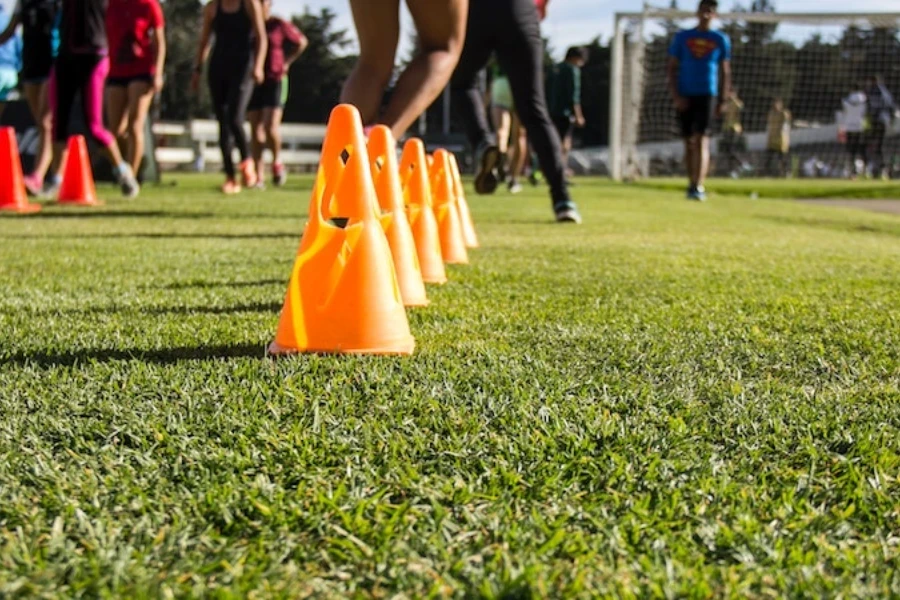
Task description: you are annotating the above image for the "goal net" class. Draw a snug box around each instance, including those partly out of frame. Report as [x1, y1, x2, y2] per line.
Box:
[608, 7, 900, 181]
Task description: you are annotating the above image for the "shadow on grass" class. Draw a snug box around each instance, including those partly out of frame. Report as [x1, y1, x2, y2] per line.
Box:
[0, 231, 299, 240]
[3, 342, 266, 367]
[0, 301, 282, 317]
[1, 210, 305, 221]
[757, 215, 900, 238]
[152, 278, 286, 290]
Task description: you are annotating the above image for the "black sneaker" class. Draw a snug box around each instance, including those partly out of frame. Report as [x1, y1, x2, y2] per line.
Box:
[474, 142, 501, 195]
[554, 203, 582, 224]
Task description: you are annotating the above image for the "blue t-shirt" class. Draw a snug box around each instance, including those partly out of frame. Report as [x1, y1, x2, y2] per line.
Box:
[668, 28, 731, 97]
[0, 7, 23, 72]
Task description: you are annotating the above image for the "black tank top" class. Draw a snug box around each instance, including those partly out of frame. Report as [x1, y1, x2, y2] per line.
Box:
[20, 0, 60, 59]
[211, 0, 254, 62]
[60, 0, 107, 54]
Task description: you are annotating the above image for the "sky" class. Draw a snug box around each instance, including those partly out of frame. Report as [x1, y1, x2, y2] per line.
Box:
[287, 0, 898, 60]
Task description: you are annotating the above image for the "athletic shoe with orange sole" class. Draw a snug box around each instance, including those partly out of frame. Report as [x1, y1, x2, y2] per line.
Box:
[222, 179, 242, 195]
[239, 159, 258, 188]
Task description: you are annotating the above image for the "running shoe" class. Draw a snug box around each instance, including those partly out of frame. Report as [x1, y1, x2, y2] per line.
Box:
[273, 162, 287, 187]
[239, 159, 258, 188]
[222, 180, 242, 195]
[508, 180, 523, 194]
[473, 141, 501, 195]
[554, 203, 582, 224]
[23, 174, 43, 197]
[119, 166, 140, 199]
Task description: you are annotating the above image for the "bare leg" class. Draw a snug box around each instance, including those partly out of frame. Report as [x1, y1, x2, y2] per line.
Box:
[23, 83, 54, 180]
[125, 80, 155, 174]
[106, 84, 129, 153]
[509, 113, 527, 181]
[684, 138, 696, 187]
[379, 0, 467, 139]
[491, 105, 511, 154]
[340, 0, 401, 125]
[248, 109, 264, 178]
[695, 134, 709, 188]
[264, 107, 283, 166]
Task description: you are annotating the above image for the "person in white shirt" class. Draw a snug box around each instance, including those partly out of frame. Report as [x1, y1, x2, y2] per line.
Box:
[841, 84, 868, 178]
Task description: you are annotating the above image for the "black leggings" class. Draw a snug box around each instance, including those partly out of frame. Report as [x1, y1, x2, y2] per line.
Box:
[208, 56, 254, 179]
[450, 0, 569, 208]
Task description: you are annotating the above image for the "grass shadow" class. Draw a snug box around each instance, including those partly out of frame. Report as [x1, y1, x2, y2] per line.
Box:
[3, 342, 266, 367]
[153, 278, 286, 290]
[0, 231, 299, 240]
[0, 301, 282, 317]
[756, 215, 900, 238]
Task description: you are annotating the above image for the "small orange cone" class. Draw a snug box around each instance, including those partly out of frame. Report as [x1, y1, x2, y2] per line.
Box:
[367, 125, 429, 307]
[268, 104, 414, 356]
[0, 127, 41, 214]
[399, 139, 447, 285]
[429, 149, 468, 265]
[57, 135, 100, 206]
[449, 153, 479, 248]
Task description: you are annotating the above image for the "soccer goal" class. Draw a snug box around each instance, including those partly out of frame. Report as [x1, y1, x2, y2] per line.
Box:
[608, 7, 900, 181]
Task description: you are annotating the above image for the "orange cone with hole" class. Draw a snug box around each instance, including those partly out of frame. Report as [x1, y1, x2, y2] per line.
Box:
[57, 136, 100, 206]
[0, 128, 41, 214]
[429, 149, 468, 264]
[399, 139, 446, 284]
[449, 153, 479, 248]
[367, 125, 428, 307]
[268, 104, 414, 356]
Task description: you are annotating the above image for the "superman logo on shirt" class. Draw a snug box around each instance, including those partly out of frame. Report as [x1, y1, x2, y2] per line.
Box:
[686, 38, 716, 58]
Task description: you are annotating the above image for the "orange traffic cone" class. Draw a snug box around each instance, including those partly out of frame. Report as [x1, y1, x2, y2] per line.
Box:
[429, 149, 468, 264]
[0, 127, 41, 214]
[399, 139, 446, 284]
[449, 153, 479, 248]
[367, 125, 429, 307]
[57, 135, 100, 206]
[268, 104, 414, 356]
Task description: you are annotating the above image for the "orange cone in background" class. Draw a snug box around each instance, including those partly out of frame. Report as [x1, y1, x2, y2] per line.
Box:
[0, 128, 41, 214]
[399, 139, 447, 284]
[268, 104, 414, 356]
[367, 126, 429, 307]
[429, 149, 468, 264]
[57, 136, 100, 206]
[449, 153, 479, 248]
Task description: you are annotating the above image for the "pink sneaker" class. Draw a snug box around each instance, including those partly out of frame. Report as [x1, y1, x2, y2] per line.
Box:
[23, 174, 43, 197]
[272, 162, 286, 187]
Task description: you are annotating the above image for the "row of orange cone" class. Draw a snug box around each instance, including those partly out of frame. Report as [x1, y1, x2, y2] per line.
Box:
[0, 128, 99, 213]
[268, 104, 478, 356]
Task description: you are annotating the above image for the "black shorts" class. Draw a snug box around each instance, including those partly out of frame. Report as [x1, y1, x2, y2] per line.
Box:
[21, 48, 54, 84]
[106, 74, 154, 88]
[552, 116, 574, 141]
[248, 79, 283, 111]
[678, 95, 716, 138]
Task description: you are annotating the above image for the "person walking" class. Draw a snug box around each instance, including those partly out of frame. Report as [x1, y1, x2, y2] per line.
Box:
[247, 0, 306, 188]
[0, 0, 61, 195]
[105, 0, 166, 179]
[449, 0, 582, 223]
[719, 87, 745, 177]
[44, 0, 140, 198]
[666, 0, 732, 201]
[547, 46, 587, 184]
[192, 0, 267, 194]
[765, 97, 791, 177]
[840, 83, 868, 179]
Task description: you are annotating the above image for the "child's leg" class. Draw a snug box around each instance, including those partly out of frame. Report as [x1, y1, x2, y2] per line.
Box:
[379, 0, 467, 138]
[340, 0, 401, 126]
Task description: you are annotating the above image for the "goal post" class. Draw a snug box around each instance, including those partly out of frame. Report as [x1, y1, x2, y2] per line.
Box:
[608, 8, 900, 181]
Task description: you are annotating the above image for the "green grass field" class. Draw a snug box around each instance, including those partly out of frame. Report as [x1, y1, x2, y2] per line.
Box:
[1, 175, 899, 597]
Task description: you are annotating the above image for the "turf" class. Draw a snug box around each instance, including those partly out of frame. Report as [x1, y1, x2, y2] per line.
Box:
[1, 175, 899, 597]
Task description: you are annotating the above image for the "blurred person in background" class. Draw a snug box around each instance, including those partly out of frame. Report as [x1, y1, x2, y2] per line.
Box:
[0, 0, 59, 195]
[105, 0, 166, 179]
[866, 75, 896, 180]
[765, 97, 791, 178]
[0, 3, 23, 120]
[247, 0, 306, 188]
[840, 82, 868, 179]
[547, 45, 587, 184]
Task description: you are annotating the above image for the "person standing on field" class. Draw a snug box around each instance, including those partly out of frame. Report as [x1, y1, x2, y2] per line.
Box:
[0, 0, 61, 195]
[866, 75, 896, 180]
[192, 0, 267, 195]
[247, 0, 306, 188]
[105, 0, 166, 179]
[547, 46, 587, 184]
[666, 0, 731, 201]
[719, 87, 745, 177]
[840, 83, 868, 179]
[765, 97, 791, 178]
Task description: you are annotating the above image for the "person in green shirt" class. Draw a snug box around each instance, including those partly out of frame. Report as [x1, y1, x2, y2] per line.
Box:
[547, 46, 587, 177]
